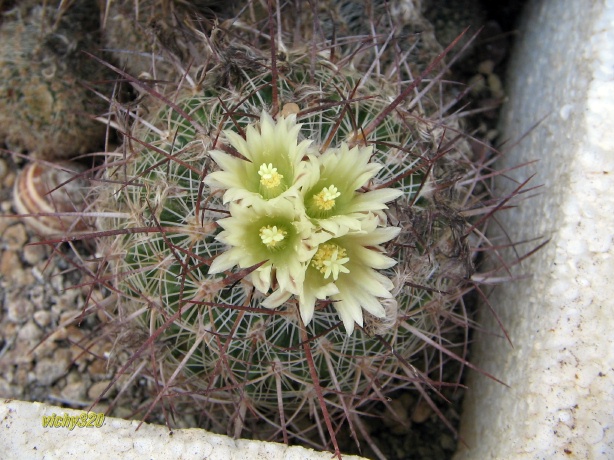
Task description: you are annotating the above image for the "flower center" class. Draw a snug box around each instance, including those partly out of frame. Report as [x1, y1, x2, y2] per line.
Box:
[259, 225, 287, 248]
[258, 163, 283, 189]
[311, 243, 350, 281]
[312, 185, 341, 211]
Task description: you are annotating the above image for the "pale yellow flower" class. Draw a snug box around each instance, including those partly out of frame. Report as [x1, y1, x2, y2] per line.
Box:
[204, 111, 311, 205]
[302, 143, 402, 236]
[208, 197, 315, 295]
[265, 215, 401, 335]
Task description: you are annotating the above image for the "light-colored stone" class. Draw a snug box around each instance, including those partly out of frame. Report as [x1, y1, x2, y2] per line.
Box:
[33, 310, 51, 328]
[87, 357, 113, 378]
[0, 400, 367, 460]
[0, 250, 29, 286]
[60, 381, 86, 403]
[5, 290, 34, 324]
[1, 223, 27, 251]
[28, 284, 45, 309]
[22, 242, 47, 265]
[34, 349, 71, 387]
[87, 380, 112, 400]
[16, 320, 42, 342]
[455, 1, 614, 459]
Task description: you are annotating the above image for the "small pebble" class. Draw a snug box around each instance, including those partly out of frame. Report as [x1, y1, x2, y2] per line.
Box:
[59, 309, 84, 326]
[55, 291, 81, 315]
[6, 292, 34, 324]
[487, 73, 504, 99]
[35, 349, 72, 386]
[15, 366, 31, 386]
[23, 243, 47, 265]
[0, 321, 18, 340]
[0, 249, 21, 278]
[478, 59, 495, 75]
[383, 396, 412, 435]
[17, 320, 42, 342]
[31, 336, 58, 360]
[0, 200, 12, 212]
[0, 250, 33, 285]
[11, 341, 35, 366]
[411, 398, 433, 424]
[88, 380, 112, 400]
[88, 358, 112, 378]
[2, 223, 28, 250]
[33, 310, 52, 328]
[65, 324, 86, 342]
[61, 380, 86, 402]
[28, 284, 46, 309]
[48, 326, 68, 342]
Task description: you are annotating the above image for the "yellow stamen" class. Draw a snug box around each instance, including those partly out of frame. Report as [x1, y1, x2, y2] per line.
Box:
[259, 225, 287, 248]
[258, 163, 283, 188]
[312, 185, 341, 211]
[311, 243, 350, 281]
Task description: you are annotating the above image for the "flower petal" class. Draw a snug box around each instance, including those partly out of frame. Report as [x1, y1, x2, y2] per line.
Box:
[251, 264, 273, 293]
[262, 289, 293, 309]
[208, 249, 239, 274]
[298, 281, 339, 325]
[224, 130, 252, 161]
[333, 295, 364, 334]
[346, 188, 403, 213]
[351, 246, 398, 270]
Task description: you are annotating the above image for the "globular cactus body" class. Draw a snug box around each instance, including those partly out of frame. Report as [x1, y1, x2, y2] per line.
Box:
[94, 4, 480, 453]
[0, 0, 110, 159]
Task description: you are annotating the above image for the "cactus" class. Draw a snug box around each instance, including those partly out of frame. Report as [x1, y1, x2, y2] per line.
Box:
[38, 1, 525, 457]
[0, 0, 111, 159]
